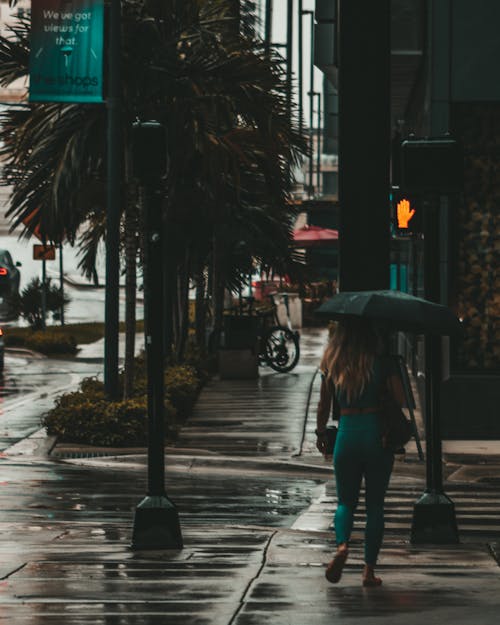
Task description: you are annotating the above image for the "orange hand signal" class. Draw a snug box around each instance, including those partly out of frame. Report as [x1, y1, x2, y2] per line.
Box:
[397, 199, 415, 229]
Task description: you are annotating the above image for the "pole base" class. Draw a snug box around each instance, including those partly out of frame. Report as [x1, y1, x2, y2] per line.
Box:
[132, 495, 183, 550]
[410, 491, 459, 544]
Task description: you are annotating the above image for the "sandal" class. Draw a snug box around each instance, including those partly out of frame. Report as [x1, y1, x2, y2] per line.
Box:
[325, 547, 349, 583]
[362, 565, 382, 587]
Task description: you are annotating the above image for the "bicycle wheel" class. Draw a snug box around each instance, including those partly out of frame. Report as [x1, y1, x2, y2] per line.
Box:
[263, 326, 300, 373]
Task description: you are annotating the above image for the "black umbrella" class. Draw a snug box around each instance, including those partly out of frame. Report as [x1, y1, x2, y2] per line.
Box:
[315, 290, 463, 335]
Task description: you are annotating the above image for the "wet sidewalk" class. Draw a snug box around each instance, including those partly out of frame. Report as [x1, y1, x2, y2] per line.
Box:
[1, 328, 499, 624]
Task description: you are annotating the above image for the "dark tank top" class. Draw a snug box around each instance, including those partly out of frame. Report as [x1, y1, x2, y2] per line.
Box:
[335, 356, 395, 410]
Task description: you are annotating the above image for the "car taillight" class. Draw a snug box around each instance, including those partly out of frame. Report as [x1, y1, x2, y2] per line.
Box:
[0, 268, 7, 276]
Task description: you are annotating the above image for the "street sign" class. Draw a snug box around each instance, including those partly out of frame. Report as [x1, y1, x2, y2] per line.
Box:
[401, 137, 464, 193]
[29, 0, 104, 103]
[33, 244, 56, 261]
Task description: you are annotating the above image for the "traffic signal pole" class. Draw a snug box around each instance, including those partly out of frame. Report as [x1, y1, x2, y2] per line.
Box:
[410, 197, 459, 544]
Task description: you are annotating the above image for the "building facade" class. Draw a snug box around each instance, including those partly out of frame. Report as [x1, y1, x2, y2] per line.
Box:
[315, 0, 499, 436]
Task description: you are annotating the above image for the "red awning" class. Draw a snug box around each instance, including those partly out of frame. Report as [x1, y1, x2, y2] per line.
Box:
[292, 224, 339, 247]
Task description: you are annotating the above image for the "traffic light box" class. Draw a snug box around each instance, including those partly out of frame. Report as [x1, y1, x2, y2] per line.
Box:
[390, 188, 423, 237]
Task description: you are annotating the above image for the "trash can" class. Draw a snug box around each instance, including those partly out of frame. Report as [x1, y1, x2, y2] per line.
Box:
[219, 315, 260, 379]
[223, 315, 260, 350]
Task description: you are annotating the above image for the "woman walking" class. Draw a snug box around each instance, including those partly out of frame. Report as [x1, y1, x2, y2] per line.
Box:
[315, 319, 405, 586]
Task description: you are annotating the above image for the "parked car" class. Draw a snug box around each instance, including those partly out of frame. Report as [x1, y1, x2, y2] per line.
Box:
[0, 249, 21, 318]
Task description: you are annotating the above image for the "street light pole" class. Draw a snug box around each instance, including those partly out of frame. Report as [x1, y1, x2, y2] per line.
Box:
[131, 122, 183, 550]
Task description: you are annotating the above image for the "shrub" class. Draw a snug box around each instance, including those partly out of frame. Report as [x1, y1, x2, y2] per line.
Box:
[165, 365, 200, 417]
[42, 359, 204, 446]
[24, 330, 78, 355]
[44, 394, 148, 447]
[16, 277, 70, 329]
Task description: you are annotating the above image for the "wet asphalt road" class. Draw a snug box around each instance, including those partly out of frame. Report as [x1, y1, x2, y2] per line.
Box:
[0, 353, 101, 451]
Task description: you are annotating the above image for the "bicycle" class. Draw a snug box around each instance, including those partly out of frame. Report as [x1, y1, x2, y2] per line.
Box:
[225, 295, 300, 373]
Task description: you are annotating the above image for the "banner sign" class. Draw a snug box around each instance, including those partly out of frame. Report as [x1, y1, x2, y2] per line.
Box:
[29, 0, 104, 103]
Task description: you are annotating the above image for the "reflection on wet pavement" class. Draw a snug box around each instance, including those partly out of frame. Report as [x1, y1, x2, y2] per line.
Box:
[0, 355, 100, 451]
[0, 327, 498, 623]
[0, 456, 324, 623]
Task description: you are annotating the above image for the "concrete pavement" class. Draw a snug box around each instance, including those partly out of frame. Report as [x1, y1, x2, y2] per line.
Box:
[0, 328, 499, 623]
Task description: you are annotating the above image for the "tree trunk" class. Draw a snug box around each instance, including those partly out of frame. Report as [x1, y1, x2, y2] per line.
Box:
[175, 247, 191, 362]
[163, 214, 174, 362]
[123, 184, 138, 399]
[210, 235, 226, 354]
[194, 263, 207, 352]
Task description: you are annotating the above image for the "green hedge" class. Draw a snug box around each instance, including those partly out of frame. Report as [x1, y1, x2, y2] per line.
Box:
[6, 329, 78, 355]
[43, 362, 203, 447]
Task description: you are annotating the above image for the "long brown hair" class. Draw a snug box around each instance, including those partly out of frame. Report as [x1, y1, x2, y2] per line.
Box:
[320, 319, 378, 402]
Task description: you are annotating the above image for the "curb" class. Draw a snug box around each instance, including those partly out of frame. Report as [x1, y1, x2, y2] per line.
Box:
[54, 449, 333, 478]
[4, 346, 47, 358]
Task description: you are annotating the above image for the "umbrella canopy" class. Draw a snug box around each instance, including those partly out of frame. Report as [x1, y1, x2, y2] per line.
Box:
[315, 290, 463, 335]
[292, 224, 339, 247]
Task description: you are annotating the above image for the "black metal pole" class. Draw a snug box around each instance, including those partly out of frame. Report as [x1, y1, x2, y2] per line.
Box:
[298, 0, 303, 129]
[286, 0, 293, 121]
[411, 197, 459, 544]
[316, 91, 321, 194]
[145, 188, 165, 497]
[59, 242, 64, 326]
[423, 201, 437, 492]
[264, 0, 273, 56]
[104, 0, 122, 399]
[132, 122, 183, 550]
[41, 257, 47, 330]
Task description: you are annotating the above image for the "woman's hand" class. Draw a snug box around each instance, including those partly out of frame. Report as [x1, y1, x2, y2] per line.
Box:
[315, 430, 329, 455]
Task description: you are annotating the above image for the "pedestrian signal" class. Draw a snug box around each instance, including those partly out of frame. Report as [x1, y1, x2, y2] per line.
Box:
[391, 189, 422, 236]
[397, 198, 415, 229]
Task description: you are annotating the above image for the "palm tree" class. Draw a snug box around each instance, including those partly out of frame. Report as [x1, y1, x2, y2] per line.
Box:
[0, 0, 307, 386]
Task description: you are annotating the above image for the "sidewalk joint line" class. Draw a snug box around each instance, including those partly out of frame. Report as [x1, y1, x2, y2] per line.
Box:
[0, 562, 27, 581]
[227, 529, 278, 625]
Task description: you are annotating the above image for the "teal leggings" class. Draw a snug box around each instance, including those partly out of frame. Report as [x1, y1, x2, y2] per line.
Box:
[333, 414, 394, 566]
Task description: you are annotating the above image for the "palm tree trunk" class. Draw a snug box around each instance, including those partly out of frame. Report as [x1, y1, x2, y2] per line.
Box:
[175, 247, 191, 361]
[163, 216, 174, 362]
[210, 234, 226, 354]
[194, 262, 207, 352]
[123, 184, 138, 399]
